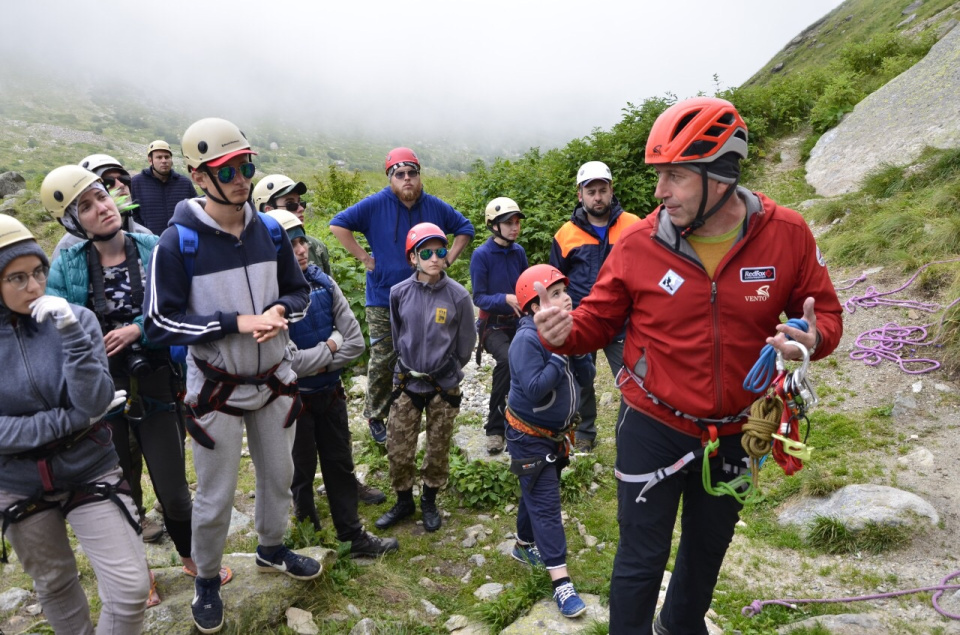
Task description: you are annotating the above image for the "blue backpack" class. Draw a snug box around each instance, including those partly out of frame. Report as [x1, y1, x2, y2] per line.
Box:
[169, 212, 284, 363]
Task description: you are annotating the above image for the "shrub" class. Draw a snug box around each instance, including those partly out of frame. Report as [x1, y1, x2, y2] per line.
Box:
[449, 451, 519, 510]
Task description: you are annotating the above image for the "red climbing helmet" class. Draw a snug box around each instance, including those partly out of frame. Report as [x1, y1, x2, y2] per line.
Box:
[385, 147, 420, 175]
[515, 264, 568, 312]
[405, 222, 447, 256]
[645, 97, 748, 166]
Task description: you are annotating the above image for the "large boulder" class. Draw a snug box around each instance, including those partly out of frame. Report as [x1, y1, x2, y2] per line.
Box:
[142, 546, 336, 634]
[777, 483, 939, 532]
[805, 23, 960, 196]
[0, 172, 26, 199]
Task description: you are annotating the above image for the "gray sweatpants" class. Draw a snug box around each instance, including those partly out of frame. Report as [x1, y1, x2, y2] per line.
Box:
[190, 393, 298, 578]
[1, 466, 149, 635]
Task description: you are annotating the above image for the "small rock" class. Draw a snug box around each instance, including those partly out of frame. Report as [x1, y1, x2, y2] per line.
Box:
[409, 555, 427, 564]
[461, 535, 478, 548]
[599, 391, 614, 407]
[584, 535, 598, 548]
[902, 0, 923, 15]
[911, 381, 922, 393]
[349, 617, 377, 635]
[897, 447, 934, 469]
[477, 514, 492, 522]
[420, 577, 437, 589]
[593, 463, 604, 475]
[589, 482, 600, 493]
[347, 604, 363, 618]
[935, 383, 954, 392]
[460, 570, 472, 584]
[504, 504, 515, 513]
[0, 588, 32, 612]
[445, 614, 469, 631]
[473, 582, 504, 600]
[496, 539, 515, 556]
[468, 554, 486, 567]
[286, 607, 319, 635]
[421, 599, 442, 617]
[772, 62, 785, 73]
[26, 602, 42, 616]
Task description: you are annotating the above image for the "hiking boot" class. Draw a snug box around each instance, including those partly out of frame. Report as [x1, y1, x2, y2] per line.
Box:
[421, 500, 442, 532]
[191, 575, 223, 634]
[368, 418, 387, 445]
[141, 515, 164, 543]
[374, 499, 416, 529]
[255, 546, 322, 580]
[553, 581, 587, 618]
[357, 481, 387, 505]
[349, 531, 399, 558]
[510, 542, 543, 567]
[486, 434, 505, 455]
[574, 437, 594, 453]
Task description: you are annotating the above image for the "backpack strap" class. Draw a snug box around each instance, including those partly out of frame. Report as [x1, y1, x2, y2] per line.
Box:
[174, 223, 199, 280]
[257, 211, 283, 253]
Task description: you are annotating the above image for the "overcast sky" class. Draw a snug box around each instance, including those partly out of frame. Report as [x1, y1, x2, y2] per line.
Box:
[3, 0, 845, 147]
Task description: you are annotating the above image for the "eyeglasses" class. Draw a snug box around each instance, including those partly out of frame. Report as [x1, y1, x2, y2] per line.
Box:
[3, 265, 49, 291]
[417, 247, 448, 261]
[101, 175, 131, 190]
[393, 169, 419, 180]
[215, 162, 256, 184]
[275, 200, 305, 213]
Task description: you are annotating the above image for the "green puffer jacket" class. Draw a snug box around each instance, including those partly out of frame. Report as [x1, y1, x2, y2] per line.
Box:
[47, 232, 160, 348]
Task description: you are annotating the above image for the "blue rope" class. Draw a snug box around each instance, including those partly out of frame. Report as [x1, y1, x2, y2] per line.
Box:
[742, 319, 809, 393]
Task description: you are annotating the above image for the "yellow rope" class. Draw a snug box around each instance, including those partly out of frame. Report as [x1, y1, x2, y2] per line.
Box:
[740, 395, 783, 490]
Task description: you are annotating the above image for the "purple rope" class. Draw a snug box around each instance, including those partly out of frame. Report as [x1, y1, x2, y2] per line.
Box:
[742, 570, 960, 619]
[841, 259, 960, 374]
[833, 273, 866, 292]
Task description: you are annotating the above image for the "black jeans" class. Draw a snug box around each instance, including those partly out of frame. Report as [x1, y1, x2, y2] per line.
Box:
[482, 327, 515, 437]
[291, 384, 362, 542]
[609, 403, 746, 634]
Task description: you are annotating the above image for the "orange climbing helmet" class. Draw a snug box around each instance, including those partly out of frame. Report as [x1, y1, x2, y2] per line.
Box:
[645, 97, 748, 167]
[516, 264, 568, 313]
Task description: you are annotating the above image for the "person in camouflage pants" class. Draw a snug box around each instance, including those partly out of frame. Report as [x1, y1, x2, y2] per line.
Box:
[385, 389, 461, 494]
[364, 306, 397, 423]
[374, 223, 476, 533]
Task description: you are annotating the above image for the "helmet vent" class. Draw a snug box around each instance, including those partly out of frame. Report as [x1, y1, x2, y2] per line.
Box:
[735, 130, 748, 142]
[198, 141, 208, 154]
[672, 112, 699, 140]
[681, 140, 717, 158]
[705, 126, 726, 138]
[717, 112, 736, 125]
[54, 191, 64, 202]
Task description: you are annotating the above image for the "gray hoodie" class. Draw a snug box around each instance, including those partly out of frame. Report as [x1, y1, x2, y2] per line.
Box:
[389, 271, 476, 392]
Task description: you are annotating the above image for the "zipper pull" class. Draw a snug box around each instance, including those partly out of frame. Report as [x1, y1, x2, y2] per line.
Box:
[711, 281, 717, 304]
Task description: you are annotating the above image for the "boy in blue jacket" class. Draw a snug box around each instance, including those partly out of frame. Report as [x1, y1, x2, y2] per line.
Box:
[506, 264, 594, 619]
[143, 118, 314, 634]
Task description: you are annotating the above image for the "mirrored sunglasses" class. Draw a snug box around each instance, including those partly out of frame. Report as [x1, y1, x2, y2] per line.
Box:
[215, 162, 256, 184]
[418, 247, 448, 261]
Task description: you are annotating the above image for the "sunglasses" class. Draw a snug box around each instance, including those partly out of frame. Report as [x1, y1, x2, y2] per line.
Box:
[3, 265, 49, 291]
[417, 247, 448, 261]
[275, 200, 305, 213]
[102, 175, 131, 190]
[214, 162, 256, 184]
[393, 169, 419, 180]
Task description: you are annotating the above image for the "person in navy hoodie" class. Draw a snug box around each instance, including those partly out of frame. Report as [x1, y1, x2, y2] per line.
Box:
[130, 139, 197, 236]
[469, 197, 528, 455]
[143, 118, 314, 634]
[506, 264, 593, 620]
[265, 208, 398, 558]
[329, 147, 474, 445]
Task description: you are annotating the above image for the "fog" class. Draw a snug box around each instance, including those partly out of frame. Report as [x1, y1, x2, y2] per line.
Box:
[3, 0, 844, 148]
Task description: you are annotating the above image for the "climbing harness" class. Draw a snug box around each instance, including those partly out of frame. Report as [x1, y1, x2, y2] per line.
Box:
[389, 358, 463, 411]
[505, 407, 574, 492]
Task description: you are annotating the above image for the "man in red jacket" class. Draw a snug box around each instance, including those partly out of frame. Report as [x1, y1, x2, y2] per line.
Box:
[534, 97, 843, 634]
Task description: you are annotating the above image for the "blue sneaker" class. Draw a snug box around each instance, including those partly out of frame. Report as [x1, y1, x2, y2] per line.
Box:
[255, 546, 322, 580]
[553, 581, 587, 618]
[368, 418, 387, 445]
[510, 542, 543, 567]
[191, 575, 223, 634]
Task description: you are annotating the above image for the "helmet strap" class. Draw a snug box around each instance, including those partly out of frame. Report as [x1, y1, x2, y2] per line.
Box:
[57, 215, 119, 242]
[489, 222, 514, 245]
[200, 166, 249, 211]
[678, 166, 739, 240]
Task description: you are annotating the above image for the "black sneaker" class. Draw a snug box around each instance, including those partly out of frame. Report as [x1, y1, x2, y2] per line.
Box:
[368, 418, 387, 445]
[349, 531, 399, 558]
[357, 481, 387, 505]
[374, 499, 416, 529]
[421, 500, 442, 532]
[191, 575, 223, 634]
[255, 546, 322, 580]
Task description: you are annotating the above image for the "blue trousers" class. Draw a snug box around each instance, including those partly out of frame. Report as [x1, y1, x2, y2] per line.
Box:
[505, 428, 568, 569]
